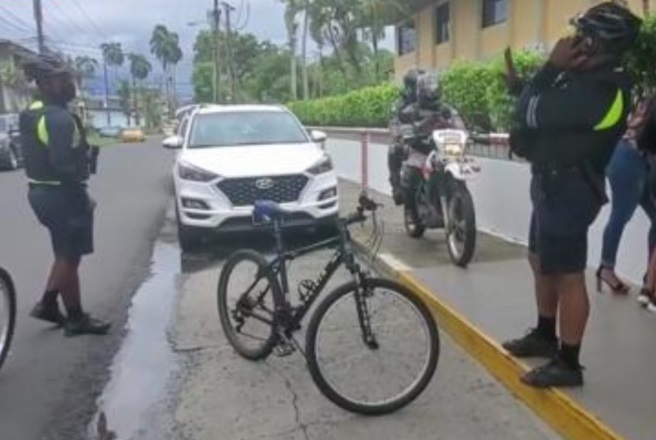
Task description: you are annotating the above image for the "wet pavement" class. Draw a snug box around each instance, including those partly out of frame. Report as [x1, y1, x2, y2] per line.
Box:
[93, 183, 561, 440]
[0, 139, 174, 440]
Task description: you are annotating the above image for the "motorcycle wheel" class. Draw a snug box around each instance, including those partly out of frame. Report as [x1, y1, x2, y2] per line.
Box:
[404, 205, 426, 239]
[446, 183, 476, 268]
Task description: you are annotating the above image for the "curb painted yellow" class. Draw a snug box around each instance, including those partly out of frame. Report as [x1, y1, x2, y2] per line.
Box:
[392, 266, 625, 440]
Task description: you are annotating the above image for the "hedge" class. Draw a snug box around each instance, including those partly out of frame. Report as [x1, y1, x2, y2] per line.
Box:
[288, 49, 544, 132]
[289, 14, 656, 132]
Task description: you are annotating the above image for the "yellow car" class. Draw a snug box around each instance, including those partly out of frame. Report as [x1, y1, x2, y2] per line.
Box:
[121, 127, 147, 143]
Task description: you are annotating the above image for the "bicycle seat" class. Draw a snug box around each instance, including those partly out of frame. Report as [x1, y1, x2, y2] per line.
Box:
[253, 200, 292, 222]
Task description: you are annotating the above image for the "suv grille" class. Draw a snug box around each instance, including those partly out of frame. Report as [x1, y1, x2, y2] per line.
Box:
[217, 175, 309, 207]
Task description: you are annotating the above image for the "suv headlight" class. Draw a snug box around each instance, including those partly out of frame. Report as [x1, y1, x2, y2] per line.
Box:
[307, 156, 333, 175]
[177, 161, 218, 182]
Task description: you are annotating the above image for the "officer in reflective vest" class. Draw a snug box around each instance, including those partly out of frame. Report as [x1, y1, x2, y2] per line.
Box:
[503, 2, 641, 388]
[20, 53, 110, 336]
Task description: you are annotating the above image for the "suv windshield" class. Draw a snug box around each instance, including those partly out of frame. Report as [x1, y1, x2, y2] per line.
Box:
[188, 110, 309, 148]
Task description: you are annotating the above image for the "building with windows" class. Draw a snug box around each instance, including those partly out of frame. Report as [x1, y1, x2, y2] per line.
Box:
[393, 0, 653, 80]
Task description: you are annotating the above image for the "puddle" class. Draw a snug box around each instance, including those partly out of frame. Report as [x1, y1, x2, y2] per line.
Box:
[90, 242, 181, 440]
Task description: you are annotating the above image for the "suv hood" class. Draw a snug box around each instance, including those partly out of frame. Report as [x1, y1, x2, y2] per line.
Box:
[178, 143, 326, 177]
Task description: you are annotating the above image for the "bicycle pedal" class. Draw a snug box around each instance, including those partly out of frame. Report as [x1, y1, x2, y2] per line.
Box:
[274, 340, 296, 357]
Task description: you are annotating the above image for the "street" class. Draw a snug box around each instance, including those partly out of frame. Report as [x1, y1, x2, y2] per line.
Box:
[0, 138, 174, 440]
[0, 141, 562, 440]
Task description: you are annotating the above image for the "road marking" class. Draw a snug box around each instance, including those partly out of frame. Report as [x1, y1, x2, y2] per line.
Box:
[378, 253, 412, 272]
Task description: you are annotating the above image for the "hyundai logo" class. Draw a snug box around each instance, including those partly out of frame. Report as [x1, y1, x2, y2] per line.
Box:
[255, 178, 275, 190]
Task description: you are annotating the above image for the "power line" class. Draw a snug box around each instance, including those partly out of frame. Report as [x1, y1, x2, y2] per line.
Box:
[0, 5, 35, 34]
[235, 1, 251, 31]
[45, 1, 90, 37]
[66, 0, 111, 40]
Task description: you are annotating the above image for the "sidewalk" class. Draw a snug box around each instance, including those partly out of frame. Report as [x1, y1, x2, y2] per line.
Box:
[165, 182, 561, 440]
[344, 180, 655, 440]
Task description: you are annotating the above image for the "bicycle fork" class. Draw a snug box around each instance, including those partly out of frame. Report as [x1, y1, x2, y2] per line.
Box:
[353, 275, 379, 350]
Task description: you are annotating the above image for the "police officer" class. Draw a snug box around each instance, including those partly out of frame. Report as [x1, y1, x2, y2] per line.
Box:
[503, 2, 641, 388]
[21, 53, 110, 337]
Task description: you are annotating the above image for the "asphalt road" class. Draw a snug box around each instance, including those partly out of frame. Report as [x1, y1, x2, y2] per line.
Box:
[0, 138, 174, 440]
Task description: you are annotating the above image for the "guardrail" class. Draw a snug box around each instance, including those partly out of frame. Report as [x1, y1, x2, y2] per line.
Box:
[320, 125, 650, 285]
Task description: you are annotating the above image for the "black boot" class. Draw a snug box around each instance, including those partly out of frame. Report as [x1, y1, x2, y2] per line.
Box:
[64, 313, 111, 337]
[30, 301, 66, 326]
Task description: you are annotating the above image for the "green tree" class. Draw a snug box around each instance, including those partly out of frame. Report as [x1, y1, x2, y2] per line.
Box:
[127, 54, 152, 126]
[117, 79, 132, 126]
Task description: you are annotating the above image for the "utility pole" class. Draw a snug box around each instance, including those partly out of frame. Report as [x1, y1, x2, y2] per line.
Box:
[211, 0, 221, 103]
[33, 0, 45, 53]
[221, 1, 237, 103]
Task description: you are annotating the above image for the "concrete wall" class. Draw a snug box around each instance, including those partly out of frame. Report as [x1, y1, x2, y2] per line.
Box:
[327, 138, 650, 285]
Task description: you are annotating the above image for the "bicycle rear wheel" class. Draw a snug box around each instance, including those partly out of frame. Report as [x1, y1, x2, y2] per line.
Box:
[0, 267, 16, 373]
[306, 277, 439, 415]
[217, 250, 281, 360]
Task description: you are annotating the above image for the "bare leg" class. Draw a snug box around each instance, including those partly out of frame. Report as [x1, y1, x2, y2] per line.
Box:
[57, 257, 83, 318]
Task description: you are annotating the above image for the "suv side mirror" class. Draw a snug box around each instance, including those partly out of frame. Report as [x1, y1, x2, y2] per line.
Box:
[163, 135, 183, 149]
[310, 130, 327, 145]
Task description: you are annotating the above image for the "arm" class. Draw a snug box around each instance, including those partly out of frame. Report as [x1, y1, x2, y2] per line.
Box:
[517, 63, 623, 131]
[44, 109, 90, 208]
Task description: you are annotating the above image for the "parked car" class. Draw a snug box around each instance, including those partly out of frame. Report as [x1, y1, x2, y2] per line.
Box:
[0, 114, 22, 171]
[163, 104, 337, 251]
[98, 126, 123, 138]
[121, 127, 146, 143]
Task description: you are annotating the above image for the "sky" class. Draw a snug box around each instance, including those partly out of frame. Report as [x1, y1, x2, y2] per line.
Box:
[0, 0, 395, 98]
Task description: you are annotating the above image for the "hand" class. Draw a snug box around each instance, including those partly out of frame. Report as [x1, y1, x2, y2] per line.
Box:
[548, 37, 588, 70]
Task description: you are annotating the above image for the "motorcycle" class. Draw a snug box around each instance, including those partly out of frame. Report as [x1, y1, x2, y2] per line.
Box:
[401, 128, 481, 268]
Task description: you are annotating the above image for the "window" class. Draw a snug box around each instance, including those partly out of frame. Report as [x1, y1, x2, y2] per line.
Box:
[397, 20, 416, 55]
[482, 0, 507, 28]
[188, 111, 309, 148]
[435, 2, 451, 45]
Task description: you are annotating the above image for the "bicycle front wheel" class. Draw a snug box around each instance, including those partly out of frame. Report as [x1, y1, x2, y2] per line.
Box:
[0, 267, 16, 373]
[217, 250, 281, 361]
[306, 278, 439, 415]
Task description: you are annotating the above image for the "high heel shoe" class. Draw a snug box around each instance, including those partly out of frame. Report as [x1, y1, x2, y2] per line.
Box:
[637, 288, 653, 307]
[596, 266, 630, 294]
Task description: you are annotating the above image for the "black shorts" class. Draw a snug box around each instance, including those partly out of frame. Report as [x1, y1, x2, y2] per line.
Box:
[528, 171, 602, 275]
[28, 186, 94, 259]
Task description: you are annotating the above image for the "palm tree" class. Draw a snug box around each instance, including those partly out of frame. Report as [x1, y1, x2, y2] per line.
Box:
[117, 79, 132, 126]
[100, 42, 124, 125]
[128, 54, 152, 126]
[150, 25, 183, 116]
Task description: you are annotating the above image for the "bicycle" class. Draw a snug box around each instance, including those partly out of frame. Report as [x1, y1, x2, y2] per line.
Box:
[0, 266, 16, 373]
[217, 193, 440, 415]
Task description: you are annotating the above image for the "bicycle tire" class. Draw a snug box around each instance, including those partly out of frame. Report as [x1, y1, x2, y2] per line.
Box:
[305, 277, 440, 415]
[0, 267, 16, 373]
[217, 249, 282, 361]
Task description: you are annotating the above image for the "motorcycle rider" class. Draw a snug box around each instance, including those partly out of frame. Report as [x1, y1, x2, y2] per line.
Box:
[398, 71, 464, 225]
[388, 68, 424, 205]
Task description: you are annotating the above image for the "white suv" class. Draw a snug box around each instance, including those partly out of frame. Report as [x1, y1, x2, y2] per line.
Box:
[163, 104, 339, 251]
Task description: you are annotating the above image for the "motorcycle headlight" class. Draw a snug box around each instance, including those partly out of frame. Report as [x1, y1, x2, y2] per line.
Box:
[177, 161, 218, 182]
[308, 156, 333, 175]
[444, 143, 465, 156]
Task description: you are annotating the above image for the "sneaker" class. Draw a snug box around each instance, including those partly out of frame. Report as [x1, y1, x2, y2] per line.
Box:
[30, 301, 66, 326]
[647, 298, 656, 313]
[64, 314, 111, 337]
[502, 328, 558, 358]
[521, 357, 584, 388]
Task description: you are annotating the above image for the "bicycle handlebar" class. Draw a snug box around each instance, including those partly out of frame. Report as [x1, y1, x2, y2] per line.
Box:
[344, 193, 381, 226]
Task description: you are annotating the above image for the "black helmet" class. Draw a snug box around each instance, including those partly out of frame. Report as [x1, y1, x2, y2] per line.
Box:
[22, 53, 70, 82]
[403, 68, 425, 91]
[570, 2, 642, 55]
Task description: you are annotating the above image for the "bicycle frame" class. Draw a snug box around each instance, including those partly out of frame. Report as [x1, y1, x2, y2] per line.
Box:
[237, 218, 365, 335]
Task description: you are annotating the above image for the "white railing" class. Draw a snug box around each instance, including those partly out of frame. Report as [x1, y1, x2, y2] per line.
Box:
[324, 129, 651, 285]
